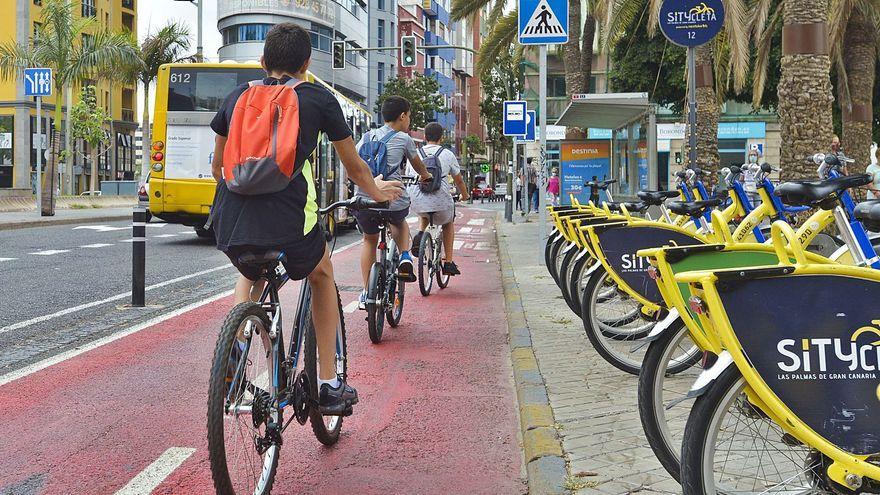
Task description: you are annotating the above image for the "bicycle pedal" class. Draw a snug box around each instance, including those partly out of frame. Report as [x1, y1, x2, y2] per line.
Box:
[342, 405, 354, 417]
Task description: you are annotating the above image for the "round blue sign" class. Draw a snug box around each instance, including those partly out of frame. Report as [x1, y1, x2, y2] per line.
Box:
[658, 0, 725, 47]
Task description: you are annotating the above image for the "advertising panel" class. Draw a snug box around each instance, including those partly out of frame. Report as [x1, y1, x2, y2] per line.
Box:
[637, 140, 649, 190]
[217, 0, 336, 25]
[560, 141, 610, 205]
[165, 125, 215, 180]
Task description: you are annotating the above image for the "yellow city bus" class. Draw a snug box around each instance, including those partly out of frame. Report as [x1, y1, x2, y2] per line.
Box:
[148, 62, 372, 236]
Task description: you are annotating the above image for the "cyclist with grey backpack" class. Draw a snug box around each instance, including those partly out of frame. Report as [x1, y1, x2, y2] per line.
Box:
[409, 122, 470, 275]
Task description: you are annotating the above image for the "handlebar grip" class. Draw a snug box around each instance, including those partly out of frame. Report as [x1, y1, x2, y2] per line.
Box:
[355, 197, 389, 210]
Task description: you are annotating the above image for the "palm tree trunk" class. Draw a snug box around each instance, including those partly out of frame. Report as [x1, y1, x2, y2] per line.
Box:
[686, 45, 720, 180]
[141, 83, 151, 181]
[41, 84, 64, 216]
[840, 8, 874, 169]
[581, 13, 596, 92]
[563, 0, 584, 95]
[777, 0, 833, 180]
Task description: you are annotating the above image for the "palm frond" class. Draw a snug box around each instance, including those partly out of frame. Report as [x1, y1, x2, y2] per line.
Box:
[68, 29, 141, 85]
[828, 0, 854, 65]
[751, 3, 782, 108]
[603, 0, 648, 47]
[723, 0, 750, 92]
[749, 0, 774, 44]
[476, 11, 518, 78]
[488, 0, 506, 26]
[451, 0, 492, 21]
[646, 0, 663, 36]
[0, 42, 35, 81]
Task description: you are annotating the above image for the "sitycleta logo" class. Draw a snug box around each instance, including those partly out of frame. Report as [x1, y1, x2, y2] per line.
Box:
[666, 2, 718, 24]
[620, 254, 651, 273]
[776, 323, 880, 381]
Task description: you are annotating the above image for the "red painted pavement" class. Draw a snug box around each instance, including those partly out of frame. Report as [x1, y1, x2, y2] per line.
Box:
[0, 206, 526, 495]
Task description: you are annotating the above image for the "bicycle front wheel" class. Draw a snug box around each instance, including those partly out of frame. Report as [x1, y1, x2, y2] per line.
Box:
[418, 233, 434, 296]
[366, 262, 385, 344]
[387, 275, 405, 327]
[304, 284, 347, 445]
[207, 302, 279, 495]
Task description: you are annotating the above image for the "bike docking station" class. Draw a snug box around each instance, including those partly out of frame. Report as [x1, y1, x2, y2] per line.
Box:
[518, 0, 568, 265]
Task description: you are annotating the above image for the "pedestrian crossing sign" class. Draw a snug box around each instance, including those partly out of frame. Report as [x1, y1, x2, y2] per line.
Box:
[518, 0, 568, 45]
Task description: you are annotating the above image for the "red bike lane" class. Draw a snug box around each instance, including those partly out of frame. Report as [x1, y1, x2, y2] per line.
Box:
[0, 206, 526, 495]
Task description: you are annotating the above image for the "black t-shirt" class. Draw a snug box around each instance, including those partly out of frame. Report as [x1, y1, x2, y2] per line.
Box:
[209, 76, 352, 250]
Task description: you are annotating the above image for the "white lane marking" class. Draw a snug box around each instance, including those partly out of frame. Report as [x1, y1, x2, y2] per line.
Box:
[0, 291, 232, 387]
[114, 447, 196, 495]
[0, 264, 235, 336]
[80, 243, 114, 249]
[72, 225, 128, 232]
[342, 300, 359, 313]
[178, 231, 198, 235]
[0, 257, 17, 262]
[457, 227, 473, 234]
[474, 242, 490, 251]
[152, 234, 178, 238]
[452, 240, 464, 250]
[119, 239, 139, 243]
[467, 218, 485, 226]
[30, 250, 70, 256]
[144, 223, 167, 228]
[462, 242, 475, 249]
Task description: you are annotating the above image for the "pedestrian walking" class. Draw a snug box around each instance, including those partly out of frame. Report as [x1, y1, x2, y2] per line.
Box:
[547, 168, 560, 206]
[866, 147, 880, 200]
[742, 149, 761, 206]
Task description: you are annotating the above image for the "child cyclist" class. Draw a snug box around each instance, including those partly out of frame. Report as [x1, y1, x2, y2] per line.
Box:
[209, 23, 403, 415]
[354, 96, 432, 308]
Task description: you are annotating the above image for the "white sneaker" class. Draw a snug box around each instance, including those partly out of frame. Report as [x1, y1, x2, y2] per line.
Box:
[358, 290, 367, 310]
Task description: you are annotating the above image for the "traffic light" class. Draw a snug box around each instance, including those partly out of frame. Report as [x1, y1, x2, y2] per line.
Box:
[401, 35, 417, 68]
[675, 152, 682, 164]
[332, 40, 346, 70]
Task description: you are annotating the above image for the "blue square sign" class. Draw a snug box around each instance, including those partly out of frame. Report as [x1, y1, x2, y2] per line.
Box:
[24, 68, 52, 97]
[503, 100, 528, 136]
[516, 111, 536, 143]
[518, 0, 569, 45]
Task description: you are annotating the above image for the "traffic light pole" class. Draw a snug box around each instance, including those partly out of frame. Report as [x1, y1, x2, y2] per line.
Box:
[349, 45, 478, 54]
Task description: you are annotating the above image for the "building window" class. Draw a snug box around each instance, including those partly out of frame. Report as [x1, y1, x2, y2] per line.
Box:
[221, 24, 272, 45]
[122, 0, 134, 9]
[33, 22, 41, 39]
[81, 33, 94, 50]
[33, 0, 42, 5]
[391, 22, 395, 45]
[548, 75, 566, 97]
[0, 115, 13, 189]
[377, 19, 385, 47]
[378, 0, 385, 10]
[82, 0, 96, 17]
[378, 62, 385, 96]
[308, 23, 333, 52]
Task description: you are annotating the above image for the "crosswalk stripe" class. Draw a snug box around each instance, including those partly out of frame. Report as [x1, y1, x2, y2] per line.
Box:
[0, 257, 17, 262]
[80, 243, 114, 249]
[29, 250, 70, 256]
[152, 234, 178, 238]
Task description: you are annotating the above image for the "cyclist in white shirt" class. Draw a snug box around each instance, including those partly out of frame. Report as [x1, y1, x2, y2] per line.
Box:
[409, 123, 470, 275]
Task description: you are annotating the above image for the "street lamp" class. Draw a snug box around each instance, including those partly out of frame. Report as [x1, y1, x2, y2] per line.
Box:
[453, 92, 463, 153]
[173, 0, 203, 60]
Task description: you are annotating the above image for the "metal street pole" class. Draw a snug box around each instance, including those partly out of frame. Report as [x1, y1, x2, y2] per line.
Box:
[509, 140, 516, 223]
[36, 96, 42, 211]
[538, 44, 548, 264]
[687, 47, 696, 171]
[196, 0, 203, 60]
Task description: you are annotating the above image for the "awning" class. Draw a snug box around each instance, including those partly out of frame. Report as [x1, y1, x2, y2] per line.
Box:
[555, 92, 651, 129]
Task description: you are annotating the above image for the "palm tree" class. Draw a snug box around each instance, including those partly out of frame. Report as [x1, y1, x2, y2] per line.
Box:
[603, 0, 749, 179]
[134, 22, 192, 180]
[0, 0, 140, 215]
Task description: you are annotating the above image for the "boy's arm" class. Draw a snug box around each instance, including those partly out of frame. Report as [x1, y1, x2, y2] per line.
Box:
[333, 136, 403, 203]
[212, 135, 226, 182]
[452, 173, 470, 200]
[404, 138, 431, 181]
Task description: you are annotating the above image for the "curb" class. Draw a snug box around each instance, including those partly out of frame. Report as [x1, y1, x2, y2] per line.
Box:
[0, 214, 132, 231]
[497, 222, 569, 495]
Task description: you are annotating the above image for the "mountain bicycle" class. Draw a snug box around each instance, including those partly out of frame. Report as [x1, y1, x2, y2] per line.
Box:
[363, 209, 406, 344]
[206, 196, 387, 495]
[416, 197, 460, 296]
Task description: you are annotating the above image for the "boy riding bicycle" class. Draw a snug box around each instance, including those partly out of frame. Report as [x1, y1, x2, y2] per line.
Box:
[354, 96, 432, 308]
[409, 122, 470, 275]
[208, 23, 403, 415]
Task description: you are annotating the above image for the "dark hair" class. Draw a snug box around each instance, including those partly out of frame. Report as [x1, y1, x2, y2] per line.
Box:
[263, 23, 311, 74]
[424, 122, 444, 142]
[382, 96, 411, 122]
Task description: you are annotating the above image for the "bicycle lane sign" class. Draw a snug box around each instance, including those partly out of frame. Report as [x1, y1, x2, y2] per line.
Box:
[518, 0, 569, 45]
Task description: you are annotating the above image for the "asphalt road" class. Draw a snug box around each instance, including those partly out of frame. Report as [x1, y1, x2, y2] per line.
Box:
[0, 218, 361, 376]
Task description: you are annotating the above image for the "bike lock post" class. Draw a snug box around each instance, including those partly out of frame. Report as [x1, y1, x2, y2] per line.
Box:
[132, 207, 146, 307]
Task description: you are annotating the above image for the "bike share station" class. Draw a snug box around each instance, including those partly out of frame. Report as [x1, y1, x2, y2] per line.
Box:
[544, 0, 880, 491]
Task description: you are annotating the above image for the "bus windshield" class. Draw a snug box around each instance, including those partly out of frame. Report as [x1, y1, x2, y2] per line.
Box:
[167, 67, 264, 112]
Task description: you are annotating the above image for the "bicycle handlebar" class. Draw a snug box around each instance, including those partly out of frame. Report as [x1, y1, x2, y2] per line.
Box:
[319, 196, 389, 215]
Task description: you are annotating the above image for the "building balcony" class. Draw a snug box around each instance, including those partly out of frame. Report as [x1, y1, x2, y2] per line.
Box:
[421, 0, 450, 25]
[424, 31, 454, 63]
[432, 110, 457, 131]
[121, 108, 135, 123]
[424, 68, 455, 95]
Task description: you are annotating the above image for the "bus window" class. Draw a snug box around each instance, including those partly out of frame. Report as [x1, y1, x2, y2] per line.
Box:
[167, 68, 264, 112]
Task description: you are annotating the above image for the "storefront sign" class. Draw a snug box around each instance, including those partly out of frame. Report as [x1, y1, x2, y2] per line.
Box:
[560, 141, 610, 205]
[0, 133, 11, 149]
[218, 0, 336, 25]
[588, 128, 612, 140]
[656, 121, 766, 140]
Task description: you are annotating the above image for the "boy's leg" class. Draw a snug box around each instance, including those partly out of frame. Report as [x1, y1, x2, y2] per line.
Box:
[360, 234, 379, 288]
[442, 222, 455, 262]
[307, 247, 338, 381]
[389, 210, 416, 282]
[234, 275, 266, 304]
[389, 219, 411, 252]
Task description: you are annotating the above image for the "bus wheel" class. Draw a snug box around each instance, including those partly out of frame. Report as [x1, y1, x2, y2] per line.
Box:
[195, 226, 214, 238]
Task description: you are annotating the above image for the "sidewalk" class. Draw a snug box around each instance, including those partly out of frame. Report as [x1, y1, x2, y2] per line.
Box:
[498, 219, 680, 494]
[0, 206, 134, 230]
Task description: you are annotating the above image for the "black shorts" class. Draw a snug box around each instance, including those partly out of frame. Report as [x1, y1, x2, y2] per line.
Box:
[223, 226, 326, 281]
[353, 208, 409, 235]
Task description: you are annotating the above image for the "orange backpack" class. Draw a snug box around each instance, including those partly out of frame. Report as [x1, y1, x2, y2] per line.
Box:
[222, 79, 303, 195]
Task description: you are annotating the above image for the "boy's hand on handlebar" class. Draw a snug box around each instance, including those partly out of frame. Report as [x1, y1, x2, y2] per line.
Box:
[420, 172, 433, 183]
[372, 174, 404, 203]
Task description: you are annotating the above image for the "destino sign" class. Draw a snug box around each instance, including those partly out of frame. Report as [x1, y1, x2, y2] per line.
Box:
[658, 0, 725, 47]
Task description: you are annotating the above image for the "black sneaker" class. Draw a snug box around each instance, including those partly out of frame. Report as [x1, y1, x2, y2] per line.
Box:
[411, 231, 423, 257]
[318, 380, 359, 416]
[442, 261, 461, 276]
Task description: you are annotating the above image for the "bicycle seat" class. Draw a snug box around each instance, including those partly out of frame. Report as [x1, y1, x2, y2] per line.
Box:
[774, 174, 871, 208]
[666, 199, 723, 217]
[637, 190, 679, 205]
[605, 201, 650, 213]
[854, 200, 880, 232]
[238, 250, 287, 267]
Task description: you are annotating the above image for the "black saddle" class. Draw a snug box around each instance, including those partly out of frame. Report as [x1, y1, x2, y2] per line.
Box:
[605, 201, 650, 213]
[854, 200, 880, 232]
[238, 250, 287, 267]
[774, 174, 871, 209]
[666, 199, 723, 217]
[637, 190, 679, 206]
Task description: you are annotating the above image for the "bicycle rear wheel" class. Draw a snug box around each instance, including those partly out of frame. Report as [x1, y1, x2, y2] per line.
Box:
[304, 284, 347, 445]
[207, 302, 279, 495]
[366, 262, 385, 344]
[387, 275, 405, 327]
[418, 233, 434, 296]
[436, 240, 450, 289]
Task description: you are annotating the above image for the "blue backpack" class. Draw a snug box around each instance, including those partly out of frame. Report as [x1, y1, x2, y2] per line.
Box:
[358, 130, 399, 177]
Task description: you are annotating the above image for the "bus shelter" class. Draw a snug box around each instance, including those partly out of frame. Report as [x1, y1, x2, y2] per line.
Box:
[555, 93, 657, 202]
